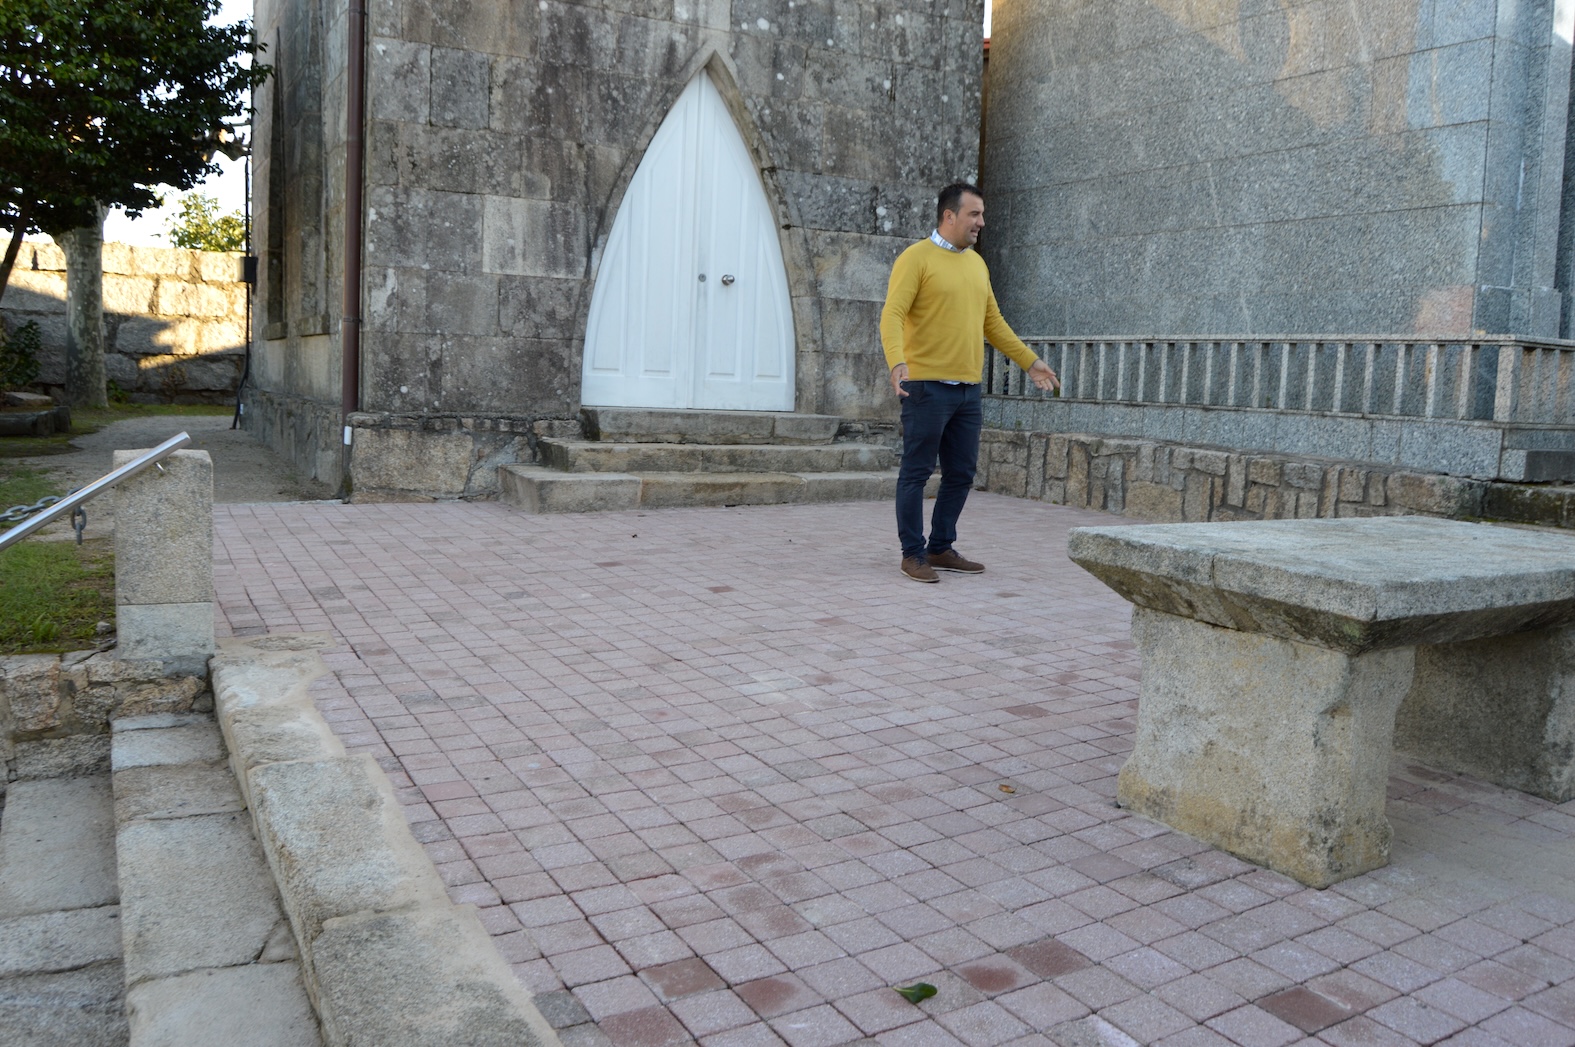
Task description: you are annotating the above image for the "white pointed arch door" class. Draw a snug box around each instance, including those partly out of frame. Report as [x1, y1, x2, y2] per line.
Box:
[581, 73, 795, 411]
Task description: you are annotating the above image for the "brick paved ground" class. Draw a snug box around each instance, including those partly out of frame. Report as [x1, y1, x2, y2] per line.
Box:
[214, 494, 1575, 1047]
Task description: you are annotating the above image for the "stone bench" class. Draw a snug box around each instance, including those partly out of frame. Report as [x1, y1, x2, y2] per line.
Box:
[1067, 517, 1575, 887]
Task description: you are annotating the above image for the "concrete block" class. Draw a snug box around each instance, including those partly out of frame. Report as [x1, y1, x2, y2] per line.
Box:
[112, 448, 214, 606]
[0, 777, 117, 918]
[194, 252, 245, 283]
[1247, 458, 1282, 485]
[126, 962, 320, 1047]
[638, 471, 807, 508]
[110, 721, 222, 771]
[482, 195, 586, 279]
[11, 735, 110, 781]
[117, 812, 293, 984]
[2, 655, 62, 733]
[115, 604, 215, 676]
[153, 280, 236, 318]
[1119, 608, 1414, 887]
[112, 761, 246, 823]
[0, 906, 123, 977]
[795, 471, 891, 503]
[349, 426, 473, 498]
[210, 634, 343, 797]
[498, 465, 641, 514]
[101, 275, 157, 315]
[0, 963, 128, 1047]
[109, 672, 208, 720]
[311, 907, 560, 1047]
[1386, 471, 1486, 517]
[1068, 517, 1575, 654]
[246, 755, 450, 947]
[1397, 626, 1575, 802]
[1124, 481, 1183, 522]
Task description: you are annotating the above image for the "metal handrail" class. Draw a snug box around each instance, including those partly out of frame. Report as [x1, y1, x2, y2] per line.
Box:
[0, 431, 193, 552]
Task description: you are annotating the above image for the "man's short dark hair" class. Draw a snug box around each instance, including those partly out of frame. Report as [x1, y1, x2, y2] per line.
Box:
[937, 182, 984, 225]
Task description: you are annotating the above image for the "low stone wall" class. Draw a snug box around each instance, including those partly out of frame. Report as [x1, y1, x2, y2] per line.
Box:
[1, 241, 248, 404]
[0, 653, 209, 789]
[976, 430, 1575, 530]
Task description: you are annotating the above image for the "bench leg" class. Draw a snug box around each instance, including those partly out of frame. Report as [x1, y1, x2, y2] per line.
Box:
[1396, 626, 1575, 802]
[1118, 608, 1415, 888]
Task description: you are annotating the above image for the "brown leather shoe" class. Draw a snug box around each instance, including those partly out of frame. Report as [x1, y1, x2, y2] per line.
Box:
[901, 556, 939, 583]
[927, 548, 984, 573]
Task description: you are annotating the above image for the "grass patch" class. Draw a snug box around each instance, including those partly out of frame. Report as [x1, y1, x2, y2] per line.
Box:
[0, 402, 233, 459]
[0, 466, 58, 511]
[0, 536, 114, 654]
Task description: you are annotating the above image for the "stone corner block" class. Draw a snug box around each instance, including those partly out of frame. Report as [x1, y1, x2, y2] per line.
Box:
[312, 906, 563, 1047]
[247, 754, 449, 948]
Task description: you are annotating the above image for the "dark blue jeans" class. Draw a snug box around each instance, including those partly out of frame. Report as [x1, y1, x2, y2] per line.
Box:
[896, 381, 982, 561]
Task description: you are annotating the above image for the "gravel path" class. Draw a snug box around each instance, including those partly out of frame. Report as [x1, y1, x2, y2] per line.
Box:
[12, 413, 334, 540]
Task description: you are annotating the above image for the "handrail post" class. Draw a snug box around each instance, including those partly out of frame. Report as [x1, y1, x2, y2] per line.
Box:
[112, 447, 214, 675]
[0, 432, 192, 552]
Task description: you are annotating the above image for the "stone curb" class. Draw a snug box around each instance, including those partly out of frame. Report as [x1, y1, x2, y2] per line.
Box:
[211, 634, 563, 1047]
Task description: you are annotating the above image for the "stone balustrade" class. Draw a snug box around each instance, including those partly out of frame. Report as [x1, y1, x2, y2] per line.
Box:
[985, 336, 1575, 481]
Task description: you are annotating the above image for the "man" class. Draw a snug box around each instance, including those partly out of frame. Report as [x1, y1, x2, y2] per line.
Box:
[880, 182, 1059, 583]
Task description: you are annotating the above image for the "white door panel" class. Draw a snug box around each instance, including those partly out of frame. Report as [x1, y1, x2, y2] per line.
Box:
[582, 74, 795, 411]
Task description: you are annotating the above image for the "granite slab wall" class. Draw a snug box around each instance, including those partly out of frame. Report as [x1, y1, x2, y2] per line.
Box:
[976, 429, 1575, 530]
[1, 242, 248, 404]
[246, 0, 983, 493]
[983, 0, 1575, 339]
[983, 393, 1575, 482]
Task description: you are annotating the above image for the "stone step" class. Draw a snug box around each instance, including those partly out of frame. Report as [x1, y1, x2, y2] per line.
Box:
[498, 465, 934, 513]
[638, 470, 898, 508]
[540, 439, 895, 474]
[0, 775, 128, 1047]
[581, 407, 842, 445]
[0, 777, 118, 918]
[111, 713, 320, 1047]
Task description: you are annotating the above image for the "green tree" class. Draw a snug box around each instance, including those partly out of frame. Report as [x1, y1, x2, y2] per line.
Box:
[166, 193, 246, 252]
[0, 0, 267, 404]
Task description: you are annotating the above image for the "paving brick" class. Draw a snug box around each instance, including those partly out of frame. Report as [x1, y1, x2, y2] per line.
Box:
[212, 497, 1575, 1047]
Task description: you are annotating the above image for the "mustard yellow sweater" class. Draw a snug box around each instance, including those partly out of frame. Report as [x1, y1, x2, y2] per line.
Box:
[879, 240, 1039, 382]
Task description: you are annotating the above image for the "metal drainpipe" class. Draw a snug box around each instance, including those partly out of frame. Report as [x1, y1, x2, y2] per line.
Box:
[339, 0, 367, 497]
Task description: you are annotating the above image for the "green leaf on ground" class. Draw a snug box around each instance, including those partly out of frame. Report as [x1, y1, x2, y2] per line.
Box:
[893, 983, 937, 1004]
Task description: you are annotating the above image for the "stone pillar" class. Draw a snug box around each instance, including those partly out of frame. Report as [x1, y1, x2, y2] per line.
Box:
[1118, 608, 1416, 889]
[112, 449, 214, 675]
[1396, 627, 1575, 803]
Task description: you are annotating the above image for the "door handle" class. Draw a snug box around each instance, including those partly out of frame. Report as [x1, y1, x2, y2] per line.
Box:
[720, 274, 735, 286]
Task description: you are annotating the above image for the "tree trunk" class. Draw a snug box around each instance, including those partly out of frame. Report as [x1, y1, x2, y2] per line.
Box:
[61, 208, 108, 409]
[0, 201, 29, 305]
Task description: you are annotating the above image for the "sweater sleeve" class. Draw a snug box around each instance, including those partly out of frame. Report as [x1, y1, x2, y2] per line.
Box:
[880, 250, 921, 371]
[983, 286, 1039, 372]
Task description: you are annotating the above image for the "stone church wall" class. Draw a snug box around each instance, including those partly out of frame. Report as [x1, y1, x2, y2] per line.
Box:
[1, 242, 248, 404]
[983, 0, 1574, 339]
[247, 0, 988, 493]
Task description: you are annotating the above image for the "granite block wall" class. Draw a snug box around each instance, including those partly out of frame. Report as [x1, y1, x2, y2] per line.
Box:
[975, 429, 1575, 529]
[0, 242, 249, 404]
[247, 0, 986, 491]
[983, 0, 1575, 339]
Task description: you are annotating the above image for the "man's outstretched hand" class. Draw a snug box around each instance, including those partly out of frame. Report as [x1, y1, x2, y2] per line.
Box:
[890, 363, 909, 397]
[1028, 359, 1060, 392]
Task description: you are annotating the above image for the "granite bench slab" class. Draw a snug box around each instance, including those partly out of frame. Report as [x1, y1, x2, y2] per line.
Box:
[1068, 517, 1575, 887]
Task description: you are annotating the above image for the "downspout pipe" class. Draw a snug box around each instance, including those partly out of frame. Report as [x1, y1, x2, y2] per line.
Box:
[339, 0, 367, 496]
